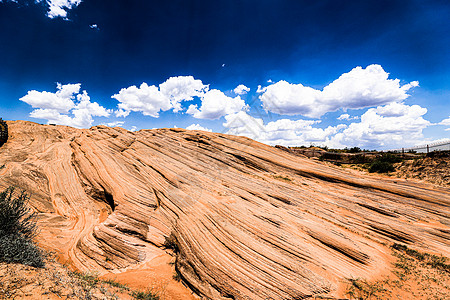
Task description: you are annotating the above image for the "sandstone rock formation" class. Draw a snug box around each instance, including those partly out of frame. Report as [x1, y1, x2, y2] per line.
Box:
[0, 121, 449, 299]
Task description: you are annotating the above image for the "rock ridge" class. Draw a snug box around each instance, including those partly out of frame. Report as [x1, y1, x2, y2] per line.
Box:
[0, 120, 449, 299]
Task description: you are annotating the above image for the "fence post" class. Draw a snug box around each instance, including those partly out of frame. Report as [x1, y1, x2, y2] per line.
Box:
[427, 144, 429, 154]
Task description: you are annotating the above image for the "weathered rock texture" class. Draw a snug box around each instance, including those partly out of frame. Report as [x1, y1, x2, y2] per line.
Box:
[0, 121, 449, 299]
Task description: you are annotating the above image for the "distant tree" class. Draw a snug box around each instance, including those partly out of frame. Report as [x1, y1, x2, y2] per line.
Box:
[348, 147, 361, 153]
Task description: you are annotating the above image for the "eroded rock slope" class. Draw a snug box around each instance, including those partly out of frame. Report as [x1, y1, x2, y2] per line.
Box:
[0, 121, 449, 299]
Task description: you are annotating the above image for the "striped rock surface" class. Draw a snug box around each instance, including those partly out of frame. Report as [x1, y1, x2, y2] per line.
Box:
[0, 121, 449, 299]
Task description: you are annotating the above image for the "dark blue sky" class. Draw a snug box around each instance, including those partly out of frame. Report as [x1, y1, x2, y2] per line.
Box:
[0, 0, 449, 148]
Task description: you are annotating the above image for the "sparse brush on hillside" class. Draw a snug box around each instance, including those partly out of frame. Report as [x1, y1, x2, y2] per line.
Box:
[0, 187, 44, 267]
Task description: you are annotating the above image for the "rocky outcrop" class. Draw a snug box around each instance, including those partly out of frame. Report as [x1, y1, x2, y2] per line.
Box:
[0, 121, 449, 299]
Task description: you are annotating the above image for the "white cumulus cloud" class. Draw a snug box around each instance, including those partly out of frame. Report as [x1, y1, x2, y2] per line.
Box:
[2, 0, 81, 19]
[113, 83, 172, 118]
[260, 64, 419, 118]
[35, 0, 82, 19]
[221, 102, 431, 149]
[112, 76, 208, 118]
[20, 83, 110, 128]
[20, 83, 79, 113]
[186, 124, 212, 132]
[159, 76, 208, 112]
[186, 89, 247, 120]
[223, 111, 344, 146]
[439, 116, 450, 126]
[330, 102, 430, 149]
[337, 113, 359, 121]
[234, 84, 250, 95]
[104, 121, 125, 127]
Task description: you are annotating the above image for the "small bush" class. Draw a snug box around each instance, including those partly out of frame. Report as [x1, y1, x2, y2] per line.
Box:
[163, 233, 179, 252]
[368, 154, 402, 173]
[381, 153, 402, 163]
[0, 187, 44, 267]
[132, 289, 160, 300]
[369, 161, 395, 173]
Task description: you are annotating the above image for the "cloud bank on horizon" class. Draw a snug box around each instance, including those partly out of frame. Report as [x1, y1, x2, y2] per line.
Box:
[19, 64, 447, 150]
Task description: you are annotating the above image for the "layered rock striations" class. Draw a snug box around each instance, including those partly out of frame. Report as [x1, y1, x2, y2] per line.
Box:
[0, 121, 449, 299]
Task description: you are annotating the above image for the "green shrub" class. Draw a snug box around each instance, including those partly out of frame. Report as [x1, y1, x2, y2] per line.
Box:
[0, 187, 44, 267]
[368, 161, 395, 173]
[379, 153, 402, 164]
[368, 153, 402, 173]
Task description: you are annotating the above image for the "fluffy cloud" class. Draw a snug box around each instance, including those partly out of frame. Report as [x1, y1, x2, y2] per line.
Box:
[330, 102, 430, 149]
[20, 83, 79, 113]
[112, 76, 208, 118]
[234, 84, 250, 95]
[1, 0, 81, 19]
[20, 83, 110, 128]
[32, 0, 82, 19]
[337, 113, 359, 121]
[43, 0, 82, 19]
[223, 111, 344, 146]
[113, 83, 172, 118]
[104, 121, 125, 127]
[186, 124, 212, 132]
[222, 102, 431, 149]
[439, 116, 450, 126]
[159, 76, 208, 112]
[113, 76, 247, 121]
[256, 85, 265, 93]
[186, 89, 247, 120]
[260, 64, 419, 118]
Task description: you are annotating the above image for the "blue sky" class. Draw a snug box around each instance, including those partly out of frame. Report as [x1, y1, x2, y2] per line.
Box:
[0, 0, 449, 149]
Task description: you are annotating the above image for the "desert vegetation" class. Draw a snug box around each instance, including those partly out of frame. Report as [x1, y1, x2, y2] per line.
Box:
[0, 257, 163, 299]
[282, 145, 450, 186]
[367, 153, 402, 173]
[0, 186, 161, 299]
[0, 187, 44, 268]
[344, 243, 450, 300]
